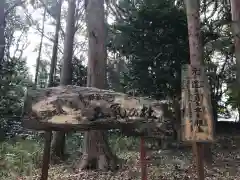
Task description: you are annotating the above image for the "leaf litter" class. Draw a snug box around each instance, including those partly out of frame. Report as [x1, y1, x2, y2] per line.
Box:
[18, 135, 240, 180]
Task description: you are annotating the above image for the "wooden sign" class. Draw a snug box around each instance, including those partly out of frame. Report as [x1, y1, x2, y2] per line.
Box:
[181, 64, 214, 142]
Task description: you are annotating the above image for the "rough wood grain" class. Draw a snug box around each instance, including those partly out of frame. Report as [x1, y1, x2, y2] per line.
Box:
[181, 65, 214, 142]
[23, 85, 174, 137]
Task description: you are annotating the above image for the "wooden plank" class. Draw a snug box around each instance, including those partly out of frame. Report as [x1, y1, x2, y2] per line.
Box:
[23, 85, 169, 123]
[22, 85, 176, 138]
[22, 116, 174, 138]
[181, 64, 214, 142]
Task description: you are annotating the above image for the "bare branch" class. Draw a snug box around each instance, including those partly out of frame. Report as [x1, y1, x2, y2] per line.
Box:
[13, 30, 25, 57]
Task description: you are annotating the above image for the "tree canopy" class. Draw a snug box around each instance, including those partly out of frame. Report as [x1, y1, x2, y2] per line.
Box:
[108, 0, 189, 99]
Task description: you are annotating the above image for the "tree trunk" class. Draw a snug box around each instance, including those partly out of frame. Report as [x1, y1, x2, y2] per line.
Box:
[184, 0, 212, 164]
[79, 131, 117, 170]
[231, 0, 240, 157]
[51, 0, 76, 160]
[51, 131, 66, 160]
[59, 0, 75, 85]
[173, 97, 181, 141]
[184, 0, 202, 66]
[0, 0, 5, 65]
[231, 0, 240, 86]
[34, 8, 46, 87]
[48, 0, 63, 87]
[85, 0, 107, 89]
[79, 0, 117, 170]
[238, 107, 240, 122]
[231, 0, 240, 124]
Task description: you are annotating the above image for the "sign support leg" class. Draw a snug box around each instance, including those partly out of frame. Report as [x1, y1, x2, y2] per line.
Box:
[193, 142, 204, 180]
[140, 137, 147, 180]
[40, 131, 52, 180]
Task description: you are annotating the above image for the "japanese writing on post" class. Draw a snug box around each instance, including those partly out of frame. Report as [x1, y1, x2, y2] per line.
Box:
[181, 64, 214, 142]
[191, 65, 203, 127]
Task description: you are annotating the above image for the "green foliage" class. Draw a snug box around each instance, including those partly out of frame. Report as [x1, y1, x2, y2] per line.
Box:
[65, 132, 140, 154]
[72, 56, 87, 86]
[55, 56, 87, 86]
[37, 59, 50, 88]
[108, 0, 189, 99]
[109, 133, 140, 153]
[107, 0, 238, 120]
[0, 138, 43, 179]
[226, 83, 240, 110]
[0, 58, 33, 138]
[0, 133, 141, 179]
[65, 133, 84, 153]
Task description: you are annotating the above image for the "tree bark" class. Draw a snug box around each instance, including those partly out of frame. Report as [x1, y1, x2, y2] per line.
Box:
[48, 0, 63, 87]
[184, 0, 212, 164]
[59, 0, 75, 85]
[231, 0, 240, 86]
[85, 0, 107, 89]
[79, 0, 117, 170]
[184, 0, 202, 65]
[231, 0, 240, 124]
[51, 0, 76, 160]
[173, 97, 181, 141]
[79, 131, 117, 170]
[0, 0, 5, 66]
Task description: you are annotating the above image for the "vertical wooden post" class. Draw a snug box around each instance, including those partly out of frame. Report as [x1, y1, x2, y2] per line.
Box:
[193, 142, 204, 180]
[140, 137, 147, 180]
[231, 0, 240, 85]
[40, 131, 52, 180]
[184, 1, 208, 179]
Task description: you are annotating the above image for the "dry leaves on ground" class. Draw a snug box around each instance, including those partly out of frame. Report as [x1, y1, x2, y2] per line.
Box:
[18, 135, 240, 180]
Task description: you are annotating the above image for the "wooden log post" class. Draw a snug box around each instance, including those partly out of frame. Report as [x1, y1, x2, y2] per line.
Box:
[140, 137, 147, 180]
[193, 142, 204, 180]
[182, 64, 214, 180]
[40, 131, 52, 180]
[184, 0, 214, 179]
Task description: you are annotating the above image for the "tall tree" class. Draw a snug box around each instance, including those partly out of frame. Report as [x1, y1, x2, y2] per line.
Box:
[184, 0, 212, 164]
[108, 0, 188, 99]
[85, 0, 107, 88]
[108, 0, 189, 140]
[79, 0, 117, 170]
[185, 0, 202, 66]
[51, 0, 76, 159]
[34, 8, 47, 86]
[230, 0, 240, 117]
[60, 0, 75, 85]
[0, 0, 5, 65]
[48, 0, 63, 87]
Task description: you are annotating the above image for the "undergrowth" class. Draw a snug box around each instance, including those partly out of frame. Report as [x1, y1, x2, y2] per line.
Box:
[1, 134, 240, 180]
[0, 133, 139, 179]
[0, 137, 43, 179]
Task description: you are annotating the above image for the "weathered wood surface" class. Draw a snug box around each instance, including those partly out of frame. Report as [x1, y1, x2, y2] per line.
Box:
[23, 85, 175, 137]
[181, 65, 214, 142]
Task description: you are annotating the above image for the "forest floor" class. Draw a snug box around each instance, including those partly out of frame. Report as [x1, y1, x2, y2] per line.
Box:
[1, 133, 240, 180]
